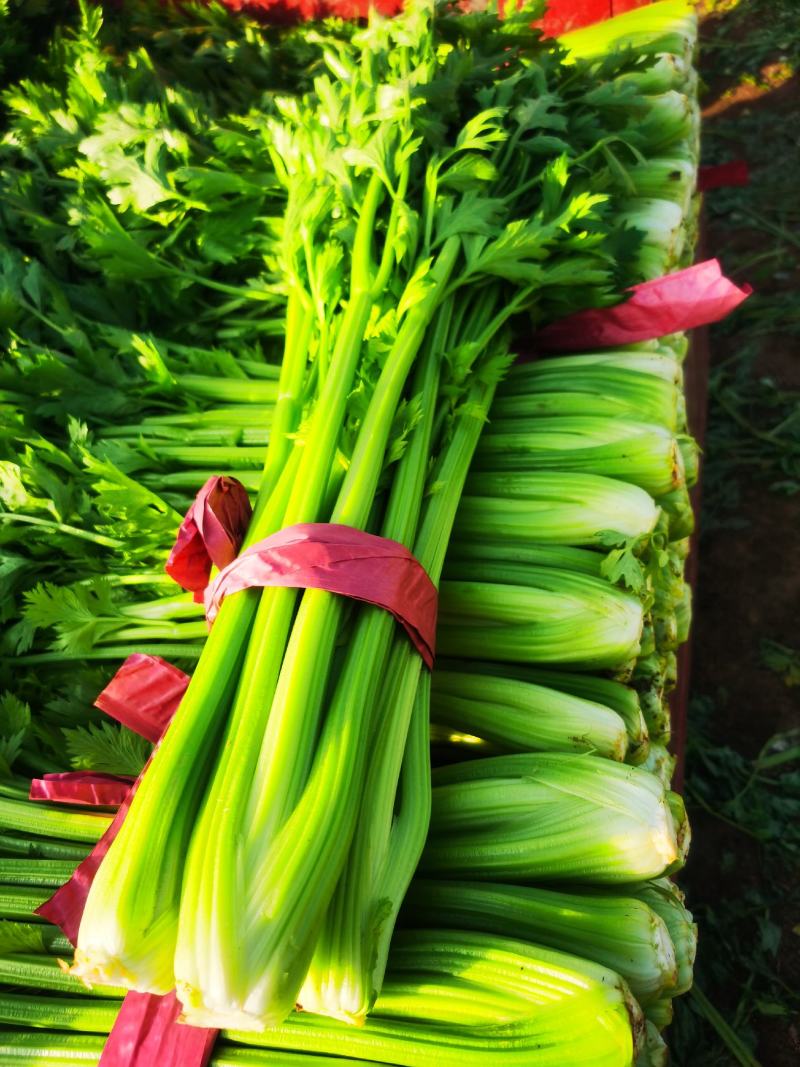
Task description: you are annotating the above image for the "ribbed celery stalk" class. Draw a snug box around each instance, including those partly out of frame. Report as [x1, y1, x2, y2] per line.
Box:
[431, 669, 629, 760]
[473, 416, 687, 497]
[559, 1, 698, 64]
[491, 364, 681, 429]
[423, 753, 688, 882]
[439, 659, 650, 763]
[631, 879, 697, 996]
[0, 930, 642, 1065]
[437, 567, 644, 670]
[455, 471, 659, 545]
[404, 879, 677, 1002]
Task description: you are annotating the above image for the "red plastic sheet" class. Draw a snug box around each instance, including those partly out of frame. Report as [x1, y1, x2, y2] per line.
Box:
[697, 160, 750, 191]
[534, 259, 752, 350]
[36, 655, 190, 939]
[98, 992, 217, 1067]
[29, 772, 133, 809]
[94, 654, 189, 744]
[165, 476, 252, 602]
[37, 657, 217, 1067]
[204, 523, 438, 669]
[222, 0, 400, 17]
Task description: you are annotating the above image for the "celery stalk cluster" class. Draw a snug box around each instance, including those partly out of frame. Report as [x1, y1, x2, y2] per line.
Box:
[0, 1, 705, 1063]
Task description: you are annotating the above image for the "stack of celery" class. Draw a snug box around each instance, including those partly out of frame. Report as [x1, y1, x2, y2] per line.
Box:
[0, 1, 702, 1065]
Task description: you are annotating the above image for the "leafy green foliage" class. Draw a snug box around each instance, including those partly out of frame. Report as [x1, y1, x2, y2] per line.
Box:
[0, 692, 31, 776]
[0, 920, 46, 955]
[64, 720, 150, 777]
[759, 639, 800, 688]
[673, 699, 800, 1066]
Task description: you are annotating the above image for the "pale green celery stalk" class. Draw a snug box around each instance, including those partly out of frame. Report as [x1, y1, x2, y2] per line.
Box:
[244, 930, 642, 1067]
[633, 879, 696, 995]
[611, 54, 696, 96]
[439, 659, 650, 763]
[404, 879, 676, 1002]
[71, 154, 327, 991]
[637, 1021, 669, 1066]
[102, 426, 270, 449]
[620, 157, 697, 212]
[148, 445, 265, 468]
[293, 303, 452, 1024]
[675, 582, 692, 644]
[431, 669, 628, 760]
[501, 352, 682, 388]
[490, 364, 680, 428]
[0, 888, 52, 921]
[437, 567, 644, 670]
[644, 998, 673, 1030]
[658, 484, 694, 539]
[0, 954, 122, 997]
[100, 407, 274, 436]
[639, 743, 676, 789]
[300, 293, 510, 1022]
[473, 416, 685, 498]
[173, 127, 464, 1022]
[0, 920, 72, 954]
[456, 471, 659, 544]
[0, 928, 642, 1065]
[422, 753, 686, 883]
[0, 859, 78, 887]
[638, 687, 672, 743]
[143, 470, 262, 493]
[0, 1034, 377, 1067]
[175, 376, 279, 405]
[623, 92, 697, 158]
[445, 541, 605, 576]
[12, 643, 205, 665]
[0, 994, 118, 1034]
[559, 0, 697, 63]
[0, 834, 89, 862]
[616, 197, 686, 273]
[0, 798, 109, 845]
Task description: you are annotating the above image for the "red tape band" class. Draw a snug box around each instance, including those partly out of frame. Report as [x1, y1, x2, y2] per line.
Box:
[29, 773, 133, 809]
[533, 259, 752, 350]
[165, 476, 252, 603]
[99, 992, 218, 1067]
[94, 654, 190, 744]
[37, 659, 215, 1067]
[697, 160, 749, 192]
[204, 523, 438, 670]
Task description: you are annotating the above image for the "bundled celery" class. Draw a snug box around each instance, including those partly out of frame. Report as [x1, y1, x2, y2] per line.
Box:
[405, 880, 677, 1003]
[423, 754, 688, 882]
[68, 0, 657, 1030]
[0, 0, 707, 1059]
[0, 933, 642, 1067]
[438, 567, 644, 669]
[431, 668, 629, 760]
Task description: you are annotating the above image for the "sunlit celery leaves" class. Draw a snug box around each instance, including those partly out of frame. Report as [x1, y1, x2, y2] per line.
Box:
[15, 579, 123, 656]
[0, 692, 31, 777]
[64, 719, 149, 777]
[0, 921, 47, 955]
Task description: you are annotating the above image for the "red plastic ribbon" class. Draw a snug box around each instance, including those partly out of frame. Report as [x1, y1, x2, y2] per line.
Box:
[165, 476, 252, 603]
[219, 0, 401, 20]
[36, 757, 155, 943]
[29, 772, 133, 809]
[204, 523, 438, 669]
[98, 992, 217, 1067]
[94, 654, 190, 744]
[697, 160, 749, 192]
[534, 259, 752, 350]
[36, 657, 217, 1067]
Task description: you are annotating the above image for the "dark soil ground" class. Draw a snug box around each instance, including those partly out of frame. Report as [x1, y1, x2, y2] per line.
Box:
[671, 3, 800, 1065]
